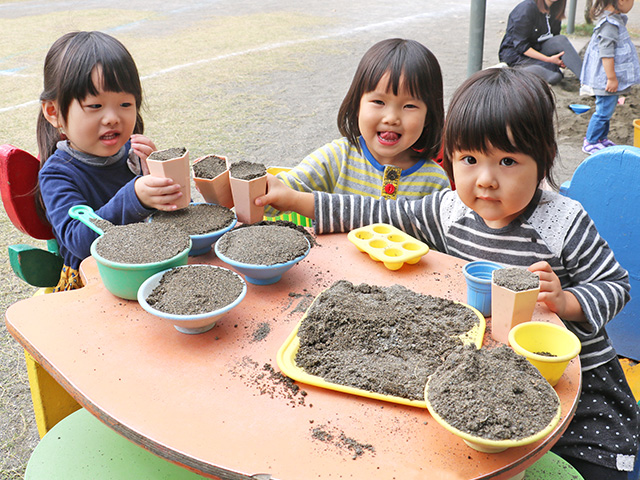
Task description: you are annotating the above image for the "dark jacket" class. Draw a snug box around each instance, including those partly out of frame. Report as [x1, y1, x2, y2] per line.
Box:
[499, 0, 561, 65]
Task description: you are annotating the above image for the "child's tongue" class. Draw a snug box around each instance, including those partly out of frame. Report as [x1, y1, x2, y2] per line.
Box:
[378, 131, 400, 144]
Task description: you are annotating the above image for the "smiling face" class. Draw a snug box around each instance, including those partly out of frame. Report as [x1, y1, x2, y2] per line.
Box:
[357, 73, 427, 168]
[451, 146, 539, 229]
[59, 67, 137, 158]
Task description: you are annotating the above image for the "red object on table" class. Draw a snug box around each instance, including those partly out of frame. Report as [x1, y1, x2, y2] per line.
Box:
[5, 233, 580, 480]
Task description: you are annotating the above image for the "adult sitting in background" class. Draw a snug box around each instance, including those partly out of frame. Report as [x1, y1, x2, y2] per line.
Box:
[499, 0, 583, 85]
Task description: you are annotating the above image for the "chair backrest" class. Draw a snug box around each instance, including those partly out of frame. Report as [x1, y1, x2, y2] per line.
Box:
[0, 144, 54, 240]
[559, 145, 640, 360]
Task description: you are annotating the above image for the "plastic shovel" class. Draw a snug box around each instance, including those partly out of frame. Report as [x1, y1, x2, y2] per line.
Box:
[68, 205, 109, 236]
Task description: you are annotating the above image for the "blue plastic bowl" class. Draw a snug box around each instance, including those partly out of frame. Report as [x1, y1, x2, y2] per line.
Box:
[214, 238, 310, 285]
[137, 265, 247, 334]
[569, 104, 590, 114]
[148, 203, 237, 256]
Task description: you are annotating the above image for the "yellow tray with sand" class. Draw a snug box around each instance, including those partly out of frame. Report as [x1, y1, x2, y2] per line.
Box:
[277, 281, 485, 408]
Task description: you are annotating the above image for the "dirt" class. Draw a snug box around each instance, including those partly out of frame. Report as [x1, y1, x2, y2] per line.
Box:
[492, 267, 540, 292]
[150, 203, 235, 235]
[216, 224, 310, 265]
[147, 147, 187, 161]
[144, 265, 245, 315]
[235, 220, 318, 247]
[310, 424, 375, 460]
[553, 67, 640, 155]
[427, 345, 559, 441]
[229, 160, 267, 180]
[229, 356, 308, 408]
[94, 223, 190, 264]
[294, 280, 481, 401]
[192, 154, 228, 179]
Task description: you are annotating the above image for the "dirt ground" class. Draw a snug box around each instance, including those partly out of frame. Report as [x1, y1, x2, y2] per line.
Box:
[1, 0, 639, 476]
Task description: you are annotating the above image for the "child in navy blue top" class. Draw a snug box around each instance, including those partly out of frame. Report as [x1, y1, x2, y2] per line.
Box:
[37, 31, 185, 291]
[580, 0, 640, 153]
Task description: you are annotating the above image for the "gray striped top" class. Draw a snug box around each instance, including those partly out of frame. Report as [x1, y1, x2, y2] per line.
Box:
[314, 188, 630, 371]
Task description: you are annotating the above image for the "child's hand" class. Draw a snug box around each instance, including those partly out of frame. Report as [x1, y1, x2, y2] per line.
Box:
[528, 261, 587, 324]
[134, 175, 184, 211]
[255, 174, 316, 219]
[606, 77, 619, 93]
[130, 134, 156, 174]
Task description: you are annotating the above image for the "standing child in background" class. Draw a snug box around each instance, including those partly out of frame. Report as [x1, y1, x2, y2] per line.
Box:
[257, 67, 639, 480]
[37, 31, 184, 291]
[263, 38, 449, 218]
[580, 0, 640, 154]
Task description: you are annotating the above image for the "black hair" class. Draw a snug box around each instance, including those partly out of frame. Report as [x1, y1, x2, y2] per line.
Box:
[36, 31, 144, 162]
[442, 67, 558, 189]
[337, 38, 444, 161]
[535, 0, 567, 20]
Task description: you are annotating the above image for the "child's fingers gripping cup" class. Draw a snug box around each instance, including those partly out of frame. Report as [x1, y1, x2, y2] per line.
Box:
[462, 261, 503, 317]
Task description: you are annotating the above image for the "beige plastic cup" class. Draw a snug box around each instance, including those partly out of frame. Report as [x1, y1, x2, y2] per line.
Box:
[491, 275, 540, 344]
[192, 155, 234, 209]
[229, 174, 267, 224]
[147, 148, 191, 210]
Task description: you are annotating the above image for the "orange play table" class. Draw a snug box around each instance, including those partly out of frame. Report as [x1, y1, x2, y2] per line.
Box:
[5, 232, 580, 480]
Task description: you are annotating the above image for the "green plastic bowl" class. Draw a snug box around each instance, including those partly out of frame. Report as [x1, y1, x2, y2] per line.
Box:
[90, 238, 191, 300]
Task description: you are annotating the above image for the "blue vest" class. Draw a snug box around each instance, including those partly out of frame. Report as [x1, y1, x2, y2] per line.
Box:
[580, 13, 640, 93]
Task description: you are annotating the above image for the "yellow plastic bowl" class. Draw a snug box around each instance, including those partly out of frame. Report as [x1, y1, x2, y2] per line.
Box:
[424, 380, 561, 453]
[508, 322, 581, 386]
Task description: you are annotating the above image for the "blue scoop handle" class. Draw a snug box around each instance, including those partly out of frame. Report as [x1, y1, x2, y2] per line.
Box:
[68, 205, 106, 236]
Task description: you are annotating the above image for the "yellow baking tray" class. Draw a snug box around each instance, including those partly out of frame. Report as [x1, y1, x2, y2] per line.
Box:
[276, 293, 485, 408]
[347, 223, 429, 270]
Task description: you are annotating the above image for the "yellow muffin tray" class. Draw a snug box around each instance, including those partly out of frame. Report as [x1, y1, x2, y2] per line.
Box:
[347, 223, 429, 270]
[276, 294, 485, 408]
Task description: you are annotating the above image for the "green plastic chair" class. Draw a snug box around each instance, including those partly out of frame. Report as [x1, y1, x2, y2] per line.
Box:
[25, 408, 208, 479]
[524, 451, 583, 479]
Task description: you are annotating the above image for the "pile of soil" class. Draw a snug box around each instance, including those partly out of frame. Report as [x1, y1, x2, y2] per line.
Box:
[427, 345, 559, 441]
[150, 203, 235, 235]
[493, 267, 540, 292]
[193, 154, 227, 179]
[229, 160, 267, 180]
[148, 147, 187, 161]
[554, 76, 640, 147]
[294, 280, 481, 401]
[95, 223, 190, 264]
[145, 265, 244, 315]
[235, 220, 317, 247]
[216, 224, 309, 265]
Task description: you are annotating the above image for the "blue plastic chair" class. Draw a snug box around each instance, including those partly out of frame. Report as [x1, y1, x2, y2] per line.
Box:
[559, 145, 640, 361]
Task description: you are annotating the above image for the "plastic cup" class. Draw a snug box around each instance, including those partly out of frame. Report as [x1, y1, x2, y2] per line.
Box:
[462, 261, 503, 317]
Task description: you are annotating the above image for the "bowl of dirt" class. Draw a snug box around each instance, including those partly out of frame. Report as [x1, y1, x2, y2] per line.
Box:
[424, 345, 561, 454]
[138, 264, 247, 334]
[69, 205, 192, 300]
[508, 321, 581, 386]
[214, 223, 310, 285]
[148, 203, 237, 256]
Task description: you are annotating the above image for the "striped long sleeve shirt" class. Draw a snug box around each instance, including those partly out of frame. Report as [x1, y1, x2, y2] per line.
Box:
[314, 188, 631, 371]
[263, 137, 449, 217]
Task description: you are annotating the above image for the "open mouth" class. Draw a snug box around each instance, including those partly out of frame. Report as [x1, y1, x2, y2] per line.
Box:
[100, 132, 120, 141]
[377, 131, 401, 145]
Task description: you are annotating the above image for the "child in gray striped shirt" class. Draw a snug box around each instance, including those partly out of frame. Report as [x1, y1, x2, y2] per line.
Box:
[257, 67, 638, 479]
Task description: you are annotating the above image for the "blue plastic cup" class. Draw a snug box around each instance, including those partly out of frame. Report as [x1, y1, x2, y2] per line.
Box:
[462, 261, 503, 317]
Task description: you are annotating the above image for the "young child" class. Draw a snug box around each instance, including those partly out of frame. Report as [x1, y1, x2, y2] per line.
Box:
[580, 0, 640, 154]
[37, 31, 184, 291]
[257, 67, 639, 480]
[263, 38, 449, 217]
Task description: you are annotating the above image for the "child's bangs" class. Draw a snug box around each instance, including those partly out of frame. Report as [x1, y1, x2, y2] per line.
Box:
[447, 84, 540, 158]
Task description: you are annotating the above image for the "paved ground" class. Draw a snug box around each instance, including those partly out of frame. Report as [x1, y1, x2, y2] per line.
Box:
[1, 0, 638, 477]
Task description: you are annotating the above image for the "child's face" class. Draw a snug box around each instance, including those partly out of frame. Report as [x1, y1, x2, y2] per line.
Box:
[451, 146, 539, 229]
[60, 68, 137, 158]
[617, 0, 634, 13]
[357, 73, 427, 167]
